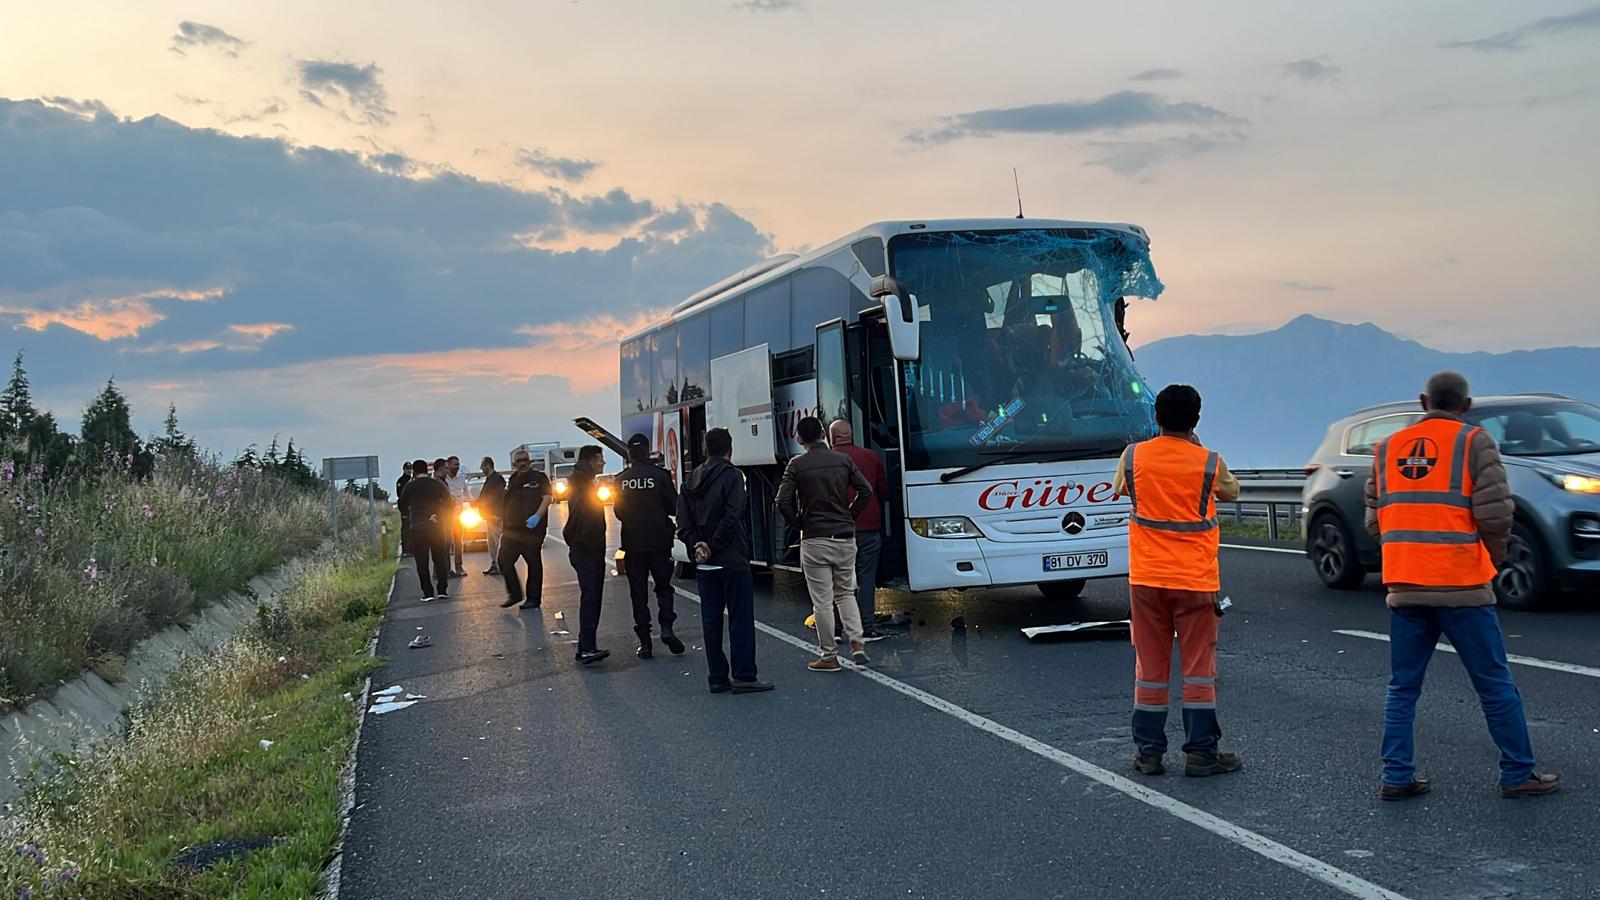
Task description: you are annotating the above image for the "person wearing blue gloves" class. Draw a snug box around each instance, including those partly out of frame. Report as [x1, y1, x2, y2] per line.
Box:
[497, 447, 553, 609]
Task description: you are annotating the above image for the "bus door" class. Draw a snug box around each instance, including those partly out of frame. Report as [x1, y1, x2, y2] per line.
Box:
[817, 317, 908, 585]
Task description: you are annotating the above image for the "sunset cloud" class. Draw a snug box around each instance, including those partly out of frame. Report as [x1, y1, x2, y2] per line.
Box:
[0, 286, 224, 340]
[228, 322, 295, 341]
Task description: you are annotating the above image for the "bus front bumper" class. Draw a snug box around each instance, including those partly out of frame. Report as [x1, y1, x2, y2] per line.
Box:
[904, 531, 1130, 593]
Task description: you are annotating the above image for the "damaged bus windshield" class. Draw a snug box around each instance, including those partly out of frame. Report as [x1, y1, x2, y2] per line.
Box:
[888, 228, 1162, 471]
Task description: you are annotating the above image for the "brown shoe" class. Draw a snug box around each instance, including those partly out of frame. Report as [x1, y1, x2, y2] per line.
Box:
[808, 655, 842, 672]
[1133, 754, 1165, 776]
[1184, 751, 1244, 777]
[1501, 773, 1561, 799]
[850, 641, 870, 666]
[1379, 776, 1432, 801]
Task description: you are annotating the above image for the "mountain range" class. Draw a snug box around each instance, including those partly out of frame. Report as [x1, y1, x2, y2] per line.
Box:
[1133, 314, 1600, 468]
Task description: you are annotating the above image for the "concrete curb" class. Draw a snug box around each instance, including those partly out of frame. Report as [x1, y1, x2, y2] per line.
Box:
[319, 562, 399, 900]
[0, 549, 322, 813]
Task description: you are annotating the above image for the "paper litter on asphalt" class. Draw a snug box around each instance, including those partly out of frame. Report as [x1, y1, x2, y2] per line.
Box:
[373, 685, 404, 697]
[370, 700, 419, 715]
[1020, 620, 1132, 640]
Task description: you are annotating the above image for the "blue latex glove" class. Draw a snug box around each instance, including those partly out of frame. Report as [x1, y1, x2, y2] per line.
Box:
[525, 514, 541, 528]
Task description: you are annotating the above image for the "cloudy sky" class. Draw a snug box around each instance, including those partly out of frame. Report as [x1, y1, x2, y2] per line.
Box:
[1, 1, 1596, 472]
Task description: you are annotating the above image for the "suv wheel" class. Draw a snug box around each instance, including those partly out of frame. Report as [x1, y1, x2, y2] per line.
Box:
[1495, 522, 1550, 611]
[1038, 579, 1087, 601]
[1309, 512, 1364, 589]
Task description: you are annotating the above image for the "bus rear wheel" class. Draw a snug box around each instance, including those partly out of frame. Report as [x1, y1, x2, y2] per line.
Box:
[1038, 579, 1087, 601]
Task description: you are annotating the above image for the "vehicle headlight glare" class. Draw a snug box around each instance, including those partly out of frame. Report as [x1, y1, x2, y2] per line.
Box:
[554, 480, 569, 495]
[910, 516, 983, 539]
[1562, 473, 1600, 494]
[597, 485, 614, 502]
[459, 506, 483, 528]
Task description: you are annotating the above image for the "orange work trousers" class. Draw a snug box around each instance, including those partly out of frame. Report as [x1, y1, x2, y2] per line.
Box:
[1130, 585, 1222, 756]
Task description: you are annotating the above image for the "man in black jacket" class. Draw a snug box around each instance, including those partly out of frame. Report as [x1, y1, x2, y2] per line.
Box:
[497, 448, 551, 609]
[677, 427, 772, 694]
[397, 458, 452, 601]
[564, 445, 610, 664]
[614, 434, 685, 659]
[395, 462, 414, 558]
[478, 456, 508, 576]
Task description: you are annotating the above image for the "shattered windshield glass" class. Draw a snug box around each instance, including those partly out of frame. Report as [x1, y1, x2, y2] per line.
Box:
[888, 228, 1162, 471]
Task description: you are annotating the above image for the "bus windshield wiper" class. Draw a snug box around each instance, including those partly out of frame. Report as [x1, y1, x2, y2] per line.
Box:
[938, 443, 1125, 483]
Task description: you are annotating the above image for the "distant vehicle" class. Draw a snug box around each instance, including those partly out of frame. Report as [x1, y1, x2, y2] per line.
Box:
[550, 462, 577, 502]
[457, 470, 508, 549]
[509, 442, 562, 476]
[1302, 394, 1600, 609]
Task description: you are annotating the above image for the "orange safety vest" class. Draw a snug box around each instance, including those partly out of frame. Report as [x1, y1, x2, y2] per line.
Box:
[1374, 417, 1497, 587]
[1122, 436, 1221, 593]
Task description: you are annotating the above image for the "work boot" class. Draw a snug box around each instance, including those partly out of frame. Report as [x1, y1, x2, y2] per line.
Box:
[808, 655, 842, 672]
[637, 637, 654, 659]
[1133, 754, 1166, 776]
[1184, 751, 1244, 778]
[660, 628, 685, 655]
[850, 641, 870, 666]
[1500, 773, 1561, 799]
[1379, 776, 1432, 801]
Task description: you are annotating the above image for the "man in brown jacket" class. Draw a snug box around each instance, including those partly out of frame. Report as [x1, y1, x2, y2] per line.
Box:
[1365, 371, 1560, 800]
[779, 415, 873, 672]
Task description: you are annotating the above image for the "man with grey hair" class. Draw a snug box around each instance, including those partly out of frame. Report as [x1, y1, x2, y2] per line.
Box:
[1365, 371, 1560, 800]
[829, 417, 890, 640]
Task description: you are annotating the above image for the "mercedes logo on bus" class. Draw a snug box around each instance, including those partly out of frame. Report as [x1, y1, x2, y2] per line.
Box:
[1061, 511, 1086, 535]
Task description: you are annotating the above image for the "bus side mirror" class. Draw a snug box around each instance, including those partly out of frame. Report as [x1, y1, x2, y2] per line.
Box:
[870, 275, 920, 362]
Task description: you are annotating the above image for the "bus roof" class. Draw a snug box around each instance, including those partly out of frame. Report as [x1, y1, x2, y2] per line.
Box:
[624, 217, 1150, 343]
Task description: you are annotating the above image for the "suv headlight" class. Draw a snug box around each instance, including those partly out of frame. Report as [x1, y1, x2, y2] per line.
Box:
[554, 480, 569, 496]
[459, 505, 483, 528]
[1537, 469, 1600, 494]
[910, 516, 984, 539]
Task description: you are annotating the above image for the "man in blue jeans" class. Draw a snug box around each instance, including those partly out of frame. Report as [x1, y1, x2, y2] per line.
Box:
[677, 427, 772, 694]
[1365, 372, 1560, 800]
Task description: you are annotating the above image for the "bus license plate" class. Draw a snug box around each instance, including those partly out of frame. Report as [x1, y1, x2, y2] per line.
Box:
[1043, 551, 1108, 572]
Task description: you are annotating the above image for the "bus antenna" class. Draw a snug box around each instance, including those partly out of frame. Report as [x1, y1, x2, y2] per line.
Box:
[1012, 168, 1024, 219]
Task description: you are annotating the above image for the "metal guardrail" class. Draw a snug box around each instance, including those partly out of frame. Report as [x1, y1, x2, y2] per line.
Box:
[1226, 468, 1309, 541]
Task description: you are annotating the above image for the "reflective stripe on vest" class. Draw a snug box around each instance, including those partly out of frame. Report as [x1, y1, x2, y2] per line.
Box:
[1374, 418, 1497, 587]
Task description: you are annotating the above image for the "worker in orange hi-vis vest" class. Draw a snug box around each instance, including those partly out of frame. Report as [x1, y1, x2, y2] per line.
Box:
[1112, 384, 1242, 778]
[1365, 371, 1560, 801]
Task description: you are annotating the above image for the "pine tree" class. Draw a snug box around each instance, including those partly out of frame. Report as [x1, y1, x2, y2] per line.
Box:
[264, 435, 282, 469]
[233, 444, 261, 469]
[151, 403, 197, 459]
[0, 351, 36, 438]
[80, 377, 143, 464]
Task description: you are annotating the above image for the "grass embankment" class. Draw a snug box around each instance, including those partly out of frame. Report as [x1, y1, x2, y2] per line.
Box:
[0, 455, 348, 708]
[1, 541, 397, 899]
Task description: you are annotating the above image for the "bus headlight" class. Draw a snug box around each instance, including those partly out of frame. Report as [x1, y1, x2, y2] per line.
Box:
[596, 485, 614, 502]
[910, 516, 984, 539]
[459, 505, 483, 528]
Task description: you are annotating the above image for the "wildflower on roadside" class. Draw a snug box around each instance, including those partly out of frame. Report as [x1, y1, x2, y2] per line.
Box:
[214, 484, 228, 497]
[1, 459, 14, 482]
[142, 504, 155, 519]
[150, 556, 159, 567]
[84, 559, 100, 581]
[33, 526, 44, 539]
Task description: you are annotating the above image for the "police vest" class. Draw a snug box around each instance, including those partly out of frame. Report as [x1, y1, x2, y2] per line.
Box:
[1374, 418, 1497, 587]
[1122, 436, 1222, 593]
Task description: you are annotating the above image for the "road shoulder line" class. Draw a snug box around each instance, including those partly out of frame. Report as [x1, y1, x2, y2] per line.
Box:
[675, 585, 1411, 900]
[1334, 629, 1600, 678]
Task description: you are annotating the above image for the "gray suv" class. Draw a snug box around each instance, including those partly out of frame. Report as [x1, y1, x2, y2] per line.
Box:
[1302, 394, 1600, 609]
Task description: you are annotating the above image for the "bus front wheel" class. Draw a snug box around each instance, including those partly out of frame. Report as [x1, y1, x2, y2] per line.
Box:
[1038, 579, 1087, 601]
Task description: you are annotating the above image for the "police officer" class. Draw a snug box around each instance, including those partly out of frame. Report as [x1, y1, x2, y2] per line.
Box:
[614, 434, 685, 659]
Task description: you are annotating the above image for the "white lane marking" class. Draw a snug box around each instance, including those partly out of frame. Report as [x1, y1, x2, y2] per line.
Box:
[1333, 629, 1600, 679]
[675, 585, 1410, 900]
[1221, 543, 1304, 555]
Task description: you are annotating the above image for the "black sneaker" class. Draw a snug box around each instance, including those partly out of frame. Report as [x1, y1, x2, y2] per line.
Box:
[500, 595, 520, 609]
[660, 629, 686, 655]
[1185, 751, 1244, 777]
[576, 649, 610, 665]
[731, 679, 774, 693]
[860, 628, 888, 642]
[708, 681, 732, 694]
[637, 641, 654, 659]
[483, 567, 499, 576]
[521, 599, 541, 610]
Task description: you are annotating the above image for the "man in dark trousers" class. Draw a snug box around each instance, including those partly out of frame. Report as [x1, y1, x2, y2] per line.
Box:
[829, 417, 890, 640]
[678, 427, 773, 694]
[478, 456, 507, 576]
[395, 461, 414, 558]
[398, 458, 452, 601]
[563, 445, 610, 664]
[497, 447, 551, 609]
[614, 433, 685, 659]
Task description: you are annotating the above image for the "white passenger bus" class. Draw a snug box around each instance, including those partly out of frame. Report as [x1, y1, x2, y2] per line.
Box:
[586, 218, 1166, 597]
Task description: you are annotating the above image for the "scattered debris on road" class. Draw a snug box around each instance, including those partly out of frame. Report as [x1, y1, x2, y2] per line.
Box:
[1020, 620, 1131, 641]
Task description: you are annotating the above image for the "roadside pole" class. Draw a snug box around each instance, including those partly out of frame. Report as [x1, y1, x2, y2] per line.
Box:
[323, 456, 381, 551]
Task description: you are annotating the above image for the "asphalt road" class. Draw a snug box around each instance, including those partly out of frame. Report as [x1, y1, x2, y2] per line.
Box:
[338, 514, 1600, 900]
